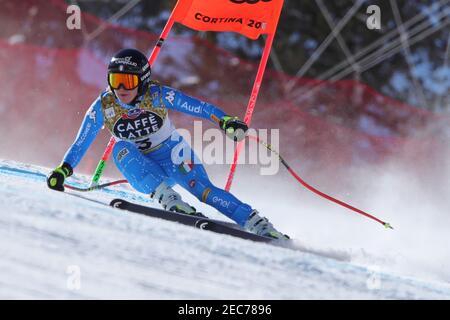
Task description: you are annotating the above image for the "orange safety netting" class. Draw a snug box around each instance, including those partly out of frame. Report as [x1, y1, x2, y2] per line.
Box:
[0, 0, 447, 186]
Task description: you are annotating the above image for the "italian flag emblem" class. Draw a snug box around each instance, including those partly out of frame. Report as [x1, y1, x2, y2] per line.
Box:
[179, 160, 194, 174]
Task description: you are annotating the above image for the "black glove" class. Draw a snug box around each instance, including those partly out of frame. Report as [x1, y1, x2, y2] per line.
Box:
[47, 162, 73, 192]
[220, 115, 248, 142]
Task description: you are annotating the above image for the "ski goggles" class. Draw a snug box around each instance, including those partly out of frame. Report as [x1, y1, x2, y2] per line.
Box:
[108, 73, 140, 90]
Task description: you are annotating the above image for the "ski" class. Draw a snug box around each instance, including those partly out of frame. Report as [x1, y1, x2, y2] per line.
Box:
[65, 194, 350, 260]
[109, 199, 275, 243]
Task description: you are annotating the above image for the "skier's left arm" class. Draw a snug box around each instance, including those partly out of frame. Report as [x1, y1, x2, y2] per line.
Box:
[158, 86, 248, 141]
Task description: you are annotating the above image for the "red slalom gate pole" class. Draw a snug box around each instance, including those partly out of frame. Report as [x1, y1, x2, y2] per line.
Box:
[225, 33, 276, 192]
[248, 134, 393, 229]
[89, 12, 177, 187]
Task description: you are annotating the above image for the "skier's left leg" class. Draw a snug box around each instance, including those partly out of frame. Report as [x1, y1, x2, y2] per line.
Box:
[171, 151, 289, 239]
[173, 162, 254, 227]
[112, 140, 197, 215]
[161, 134, 289, 239]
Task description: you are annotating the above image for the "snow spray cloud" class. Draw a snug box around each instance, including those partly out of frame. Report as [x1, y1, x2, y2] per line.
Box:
[212, 114, 450, 286]
[360, 118, 450, 284]
[172, 120, 280, 175]
[343, 131, 450, 285]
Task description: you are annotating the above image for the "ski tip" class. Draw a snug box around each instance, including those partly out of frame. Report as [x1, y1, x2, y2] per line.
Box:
[110, 198, 125, 207]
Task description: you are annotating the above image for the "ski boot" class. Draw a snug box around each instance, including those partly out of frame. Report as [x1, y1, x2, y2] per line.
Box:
[152, 182, 206, 217]
[244, 210, 290, 241]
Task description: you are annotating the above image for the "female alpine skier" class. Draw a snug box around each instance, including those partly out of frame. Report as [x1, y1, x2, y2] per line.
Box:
[46, 48, 289, 240]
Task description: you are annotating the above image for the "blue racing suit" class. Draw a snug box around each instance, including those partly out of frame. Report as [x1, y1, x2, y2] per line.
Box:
[62, 82, 253, 226]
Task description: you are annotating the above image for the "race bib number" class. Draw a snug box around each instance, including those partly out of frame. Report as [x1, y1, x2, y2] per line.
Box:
[135, 137, 153, 152]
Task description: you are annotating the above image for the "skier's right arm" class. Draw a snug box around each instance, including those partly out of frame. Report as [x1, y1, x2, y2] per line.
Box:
[47, 96, 104, 191]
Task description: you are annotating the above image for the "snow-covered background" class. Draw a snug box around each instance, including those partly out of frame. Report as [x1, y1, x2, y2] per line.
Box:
[1, 159, 450, 299]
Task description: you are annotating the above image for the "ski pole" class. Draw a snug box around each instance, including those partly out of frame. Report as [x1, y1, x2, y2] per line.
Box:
[89, 137, 116, 187]
[248, 134, 393, 229]
[65, 179, 128, 192]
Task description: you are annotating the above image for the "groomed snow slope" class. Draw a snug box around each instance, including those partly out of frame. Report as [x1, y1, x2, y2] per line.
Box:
[1, 159, 449, 299]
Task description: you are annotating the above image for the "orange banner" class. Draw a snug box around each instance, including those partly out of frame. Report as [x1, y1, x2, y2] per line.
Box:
[173, 0, 284, 40]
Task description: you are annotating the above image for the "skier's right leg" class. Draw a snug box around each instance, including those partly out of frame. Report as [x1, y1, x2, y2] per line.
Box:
[112, 140, 167, 194]
[112, 141, 175, 194]
[113, 141, 200, 215]
[113, 141, 201, 215]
